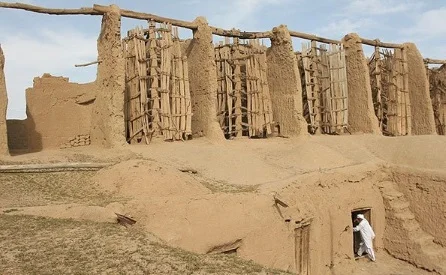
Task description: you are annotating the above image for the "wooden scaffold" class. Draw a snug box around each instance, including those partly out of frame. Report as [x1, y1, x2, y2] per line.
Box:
[214, 38, 274, 138]
[123, 22, 192, 144]
[428, 66, 446, 135]
[300, 41, 348, 134]
[369, 47, 411, 136]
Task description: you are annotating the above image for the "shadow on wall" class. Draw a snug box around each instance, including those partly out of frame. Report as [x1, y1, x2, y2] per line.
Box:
[25, 105, 42, 153]
[6, 119, 30, 155]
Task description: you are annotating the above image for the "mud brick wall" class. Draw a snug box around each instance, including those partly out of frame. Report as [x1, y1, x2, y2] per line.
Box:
[25, 74, 95, 151]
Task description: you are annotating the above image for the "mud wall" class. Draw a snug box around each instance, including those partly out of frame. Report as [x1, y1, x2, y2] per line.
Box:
[6, 119, 28, 153]
[25, 74, 95, 151]
[0, 46, 9, 155]
[404, 43, 437, 135]
[183, 17, 223, 140]
[124, 166, 386, 274]
[392, 168, 446, 246]
[275, 168, 386, 274]
[266, 25, 306, 137]
[342, 33, 380, 134]
[90, 5, 126, 147]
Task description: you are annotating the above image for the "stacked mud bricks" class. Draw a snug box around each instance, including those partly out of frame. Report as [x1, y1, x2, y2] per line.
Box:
[60, 134, 91, 149]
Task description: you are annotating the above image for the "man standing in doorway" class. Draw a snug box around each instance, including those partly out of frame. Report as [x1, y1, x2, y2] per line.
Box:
[353, 214, 376, 261]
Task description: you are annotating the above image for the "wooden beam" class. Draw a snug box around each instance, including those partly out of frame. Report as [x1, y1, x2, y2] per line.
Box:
[0, 2, 100, 15]
[75, 60, 102, 67]
[424, 58, 446, 65]
[0, 162, 111, 173]
[0, 2, 411, 49]
[359, 38, 403, 49]
[289, 30, 341, 44]
[93, 4, 198, 29]
[210, 27, 272, 39]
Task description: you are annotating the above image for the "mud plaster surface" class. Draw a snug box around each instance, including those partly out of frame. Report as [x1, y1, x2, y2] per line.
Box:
[392, 168, 446, 247]
[0, 46, 8, 155]
[184, 17, 224, 141]
[91, 6, 126, 147]
[404, 43, 437, 135]
[25, 74, 95, 151]
[342, 33, 380, 134]
[266, 25, 306, 137]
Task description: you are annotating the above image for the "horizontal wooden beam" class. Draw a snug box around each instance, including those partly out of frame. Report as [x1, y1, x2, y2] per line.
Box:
[0, 2, 100, 15]
[210, 27, 272, 39]
[0, 162, 111, 173]
[424, 58, 446, 65]
[289, 30, 341, 45]
[75, 60, 102, 67]
[0, 1, 410, 49]
[359, 38, 403, 49]
[93, 4, 198, 29]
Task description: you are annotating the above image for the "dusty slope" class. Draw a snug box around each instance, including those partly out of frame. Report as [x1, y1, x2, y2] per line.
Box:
[0, 134, 445, 274]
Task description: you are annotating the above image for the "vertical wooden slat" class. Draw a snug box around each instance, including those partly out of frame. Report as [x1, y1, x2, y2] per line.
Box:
[302, 42, 315, 132]
[148, 21, 160, 134]
[183, 54, 192, 138]
[394, 49, 403, 136]
[339, 44, 349, 130]
[233, 38, 243, 137]
[311, 40, 321, 133]
[374, 46, 383, 131]
[402, 48, 411, 135]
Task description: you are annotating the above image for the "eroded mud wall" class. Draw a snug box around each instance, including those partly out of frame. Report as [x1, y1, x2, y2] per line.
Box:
[25, 74, 95, 151]
[0, 46, 9, 155]
[266, 25, 306, 137]
[91, 5, 126, 147]
[392, 168, 446, 246]
[124, 166, 386, 274]
[184, 17, 224, 140]
[342, 33, 380, 134]
[404, 43, 436, 135]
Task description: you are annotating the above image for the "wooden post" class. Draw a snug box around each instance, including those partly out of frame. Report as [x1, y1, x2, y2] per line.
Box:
[148, 21, 160, 134]
[402, 48, 411, 135]
[374, 46, 383, 131]
[394, 49, 403, 135]
[233, 38, 243, 137]
[311, 40, 322, 134]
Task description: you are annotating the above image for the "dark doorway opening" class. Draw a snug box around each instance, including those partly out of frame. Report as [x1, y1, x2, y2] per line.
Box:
[351, 208, 371, 258]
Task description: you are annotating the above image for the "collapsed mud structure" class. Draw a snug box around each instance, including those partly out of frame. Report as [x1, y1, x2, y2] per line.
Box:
[0, 2, 446, 275]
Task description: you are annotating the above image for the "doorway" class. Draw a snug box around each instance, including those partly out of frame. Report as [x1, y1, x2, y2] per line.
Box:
[294, 223, 310, 274]
[351, 208, 372, 258]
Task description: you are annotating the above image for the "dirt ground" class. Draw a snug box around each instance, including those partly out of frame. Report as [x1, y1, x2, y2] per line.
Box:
[0, 134, 445, 274]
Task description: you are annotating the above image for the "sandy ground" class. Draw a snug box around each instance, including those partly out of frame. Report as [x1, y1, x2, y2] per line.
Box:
[0, 134, 445, 274]
[353, 253, 432, 275]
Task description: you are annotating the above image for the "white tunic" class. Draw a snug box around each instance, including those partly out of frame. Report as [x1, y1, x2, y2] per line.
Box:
[353, 218, 375, 248]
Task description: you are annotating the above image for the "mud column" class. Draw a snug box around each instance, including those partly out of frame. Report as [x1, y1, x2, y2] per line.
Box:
[186, 17, 224, 141]
[342, 33, 380, 134]
[403, 43, 436, 135]
[266, 25, 306, 137]
[90, 5, 126, 147]
[0, 46, 9, 155]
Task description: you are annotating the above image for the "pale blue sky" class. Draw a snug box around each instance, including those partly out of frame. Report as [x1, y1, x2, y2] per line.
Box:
[1, 0, 445, 118]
